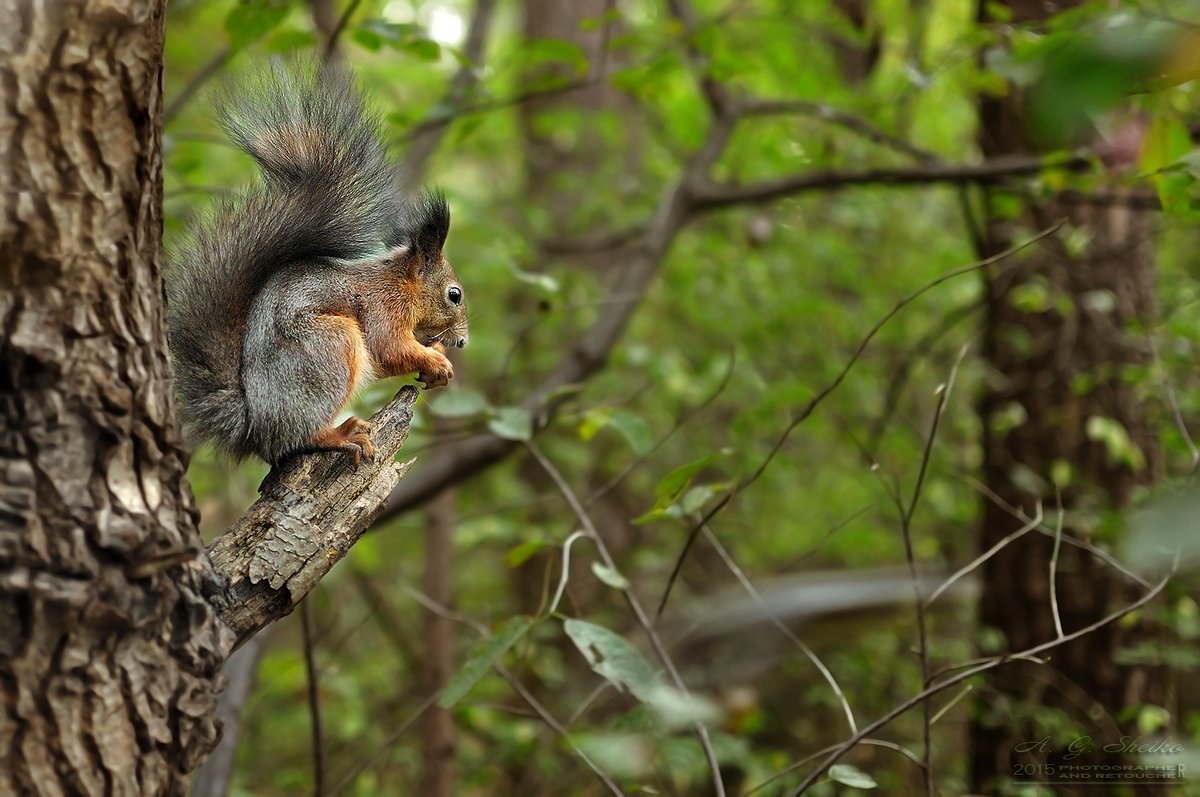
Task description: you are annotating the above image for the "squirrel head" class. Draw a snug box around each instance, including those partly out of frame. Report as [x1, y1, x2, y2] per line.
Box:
[396, 192, 468, 349]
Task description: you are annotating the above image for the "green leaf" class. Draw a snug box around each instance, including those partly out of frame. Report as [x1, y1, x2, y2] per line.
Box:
[654, 454, 720, 504]
[642, 683, 723, 729]
[504, 538, 546, 568]
[830, 763, 877, 789]
[430, 388, 489, 418]
[524, 38, 590, 75]
[607, 410, 653, 455]
[403, 38, 442, 61]
[679, 483, 726, 514]
[439, 616, 534, 708]
[265, 28, 318, 53]
[573, 733, 654, 779]
[510, 266, 561, 293]
[1010, 281, 1051, 313]
[225, 2, 289, 50]
[488, 406, 534, 441]
[1085, 416, 1146, 470]
[358, 20, 423, 43]
[579, 408, 653, 454]
[634, 455, 725, 525]
[564, 618, 658, 702]
[578, 408, 608, 442]
[1140, 116, 1192, 175]
[351, 29, 384, 52]
[1124, 487, 1200, 572]
[591, 562, 629, 590]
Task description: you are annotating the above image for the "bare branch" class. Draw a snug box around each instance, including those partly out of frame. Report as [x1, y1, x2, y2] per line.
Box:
[164, 47, 231, 125]
[206, 387, 419, 646]
[665, 0, 728, 113]
[401, 0, 499, 188]
[655, 224, 1064, 619]
[897, 343, 968, 797]
[689, 154, 1093, 211]
[379, 150, 1102, 528]
[699, 525, 857, 735]
[322, 0, 364, 61]
[782, 566, 1175, 796]
[525, 441, 727, 797]
[740, 98, 937, 161]
[380, 114, 740, 519]
[302, 600, 327, 796]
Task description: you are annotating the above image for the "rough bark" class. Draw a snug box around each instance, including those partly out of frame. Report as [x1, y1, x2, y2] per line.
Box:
[187, 631, 270, 797]
[206, 388, 418, 647]
[0, 2, 232, 794]
[970, 1, 1166, 792]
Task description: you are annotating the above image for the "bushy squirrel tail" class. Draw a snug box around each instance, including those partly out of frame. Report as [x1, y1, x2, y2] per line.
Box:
[167, 62, 397, 459]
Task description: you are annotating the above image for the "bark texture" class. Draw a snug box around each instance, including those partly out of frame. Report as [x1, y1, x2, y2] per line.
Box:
[206, 388, 419, 647]
[970, 1, 1166, 792]
[0, 2, 233, 794]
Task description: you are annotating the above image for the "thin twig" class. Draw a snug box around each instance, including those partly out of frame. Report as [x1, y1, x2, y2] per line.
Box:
[741, 98, 937, 161]
[924, 503, 1043, 608]
[328, 693, 439, 797]
[956, 473, 1153, 589]
[525, 441, 727, 797]
[1150, 335, 1200, 474]
[898, 343, 968, 797]
[164, 47, 232, 125]
[550, 531, 588, 614]
[866, 298, 982, 455]
[323, 0, 364, 61]
[928, 684, 972, 727]
[783, 566, 1174, 795]
[399, 585, 625, 794]
[699, 524, 857, 735]
[665, 0, 728, 113]
[400, 0, 498, 187]
[586, 350, 737, 506]
[302, 600, 327, 797]
[656, 223, 1065, 619]
[495, 664, 627, 796]
[1049, 495, 1065, 639]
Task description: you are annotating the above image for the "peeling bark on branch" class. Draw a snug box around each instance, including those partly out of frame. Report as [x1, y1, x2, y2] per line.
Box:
[206, 387, 419, 647]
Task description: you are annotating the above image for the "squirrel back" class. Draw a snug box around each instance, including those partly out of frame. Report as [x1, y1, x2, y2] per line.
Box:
[167, 63, 455, 461]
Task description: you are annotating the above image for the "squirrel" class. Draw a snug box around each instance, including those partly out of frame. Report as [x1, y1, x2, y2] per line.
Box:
[167, 63, 467, 465]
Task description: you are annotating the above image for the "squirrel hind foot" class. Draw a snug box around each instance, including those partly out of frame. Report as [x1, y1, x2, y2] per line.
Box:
[308, 417, 376, 465]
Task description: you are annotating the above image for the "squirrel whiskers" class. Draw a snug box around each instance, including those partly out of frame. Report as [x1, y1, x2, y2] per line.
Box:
[167, 63, 467, 464]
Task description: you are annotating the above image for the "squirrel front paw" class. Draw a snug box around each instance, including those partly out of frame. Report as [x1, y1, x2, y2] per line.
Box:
[418, 355, 453, 389]
[416, 341, 453, 389]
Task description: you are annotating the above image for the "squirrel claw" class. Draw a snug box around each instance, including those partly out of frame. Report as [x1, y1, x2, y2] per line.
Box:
[311, 417, 375, 465]
[417, 351, 453, 389]
[337, 417, 375, 464]
[418, 370, 451, 389]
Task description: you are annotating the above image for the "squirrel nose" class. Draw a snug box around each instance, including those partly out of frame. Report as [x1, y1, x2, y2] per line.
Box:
[455, 338, 466, 349]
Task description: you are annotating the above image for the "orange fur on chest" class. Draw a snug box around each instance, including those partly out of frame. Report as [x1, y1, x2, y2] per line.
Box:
[314, 313, 374, 409]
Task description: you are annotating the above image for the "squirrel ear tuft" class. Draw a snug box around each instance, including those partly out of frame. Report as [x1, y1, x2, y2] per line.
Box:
[409, 191, 450, 261]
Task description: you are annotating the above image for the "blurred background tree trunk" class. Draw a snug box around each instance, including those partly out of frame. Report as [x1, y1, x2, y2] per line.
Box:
[970, 1, 1167, 793]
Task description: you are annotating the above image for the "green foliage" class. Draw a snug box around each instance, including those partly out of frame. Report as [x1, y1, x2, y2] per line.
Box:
[440, 616, 535, 707]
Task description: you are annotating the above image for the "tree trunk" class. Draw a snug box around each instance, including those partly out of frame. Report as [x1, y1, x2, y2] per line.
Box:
[0, 2, 232, 795]
[418, 487, 457, 797]
[970, 2, 1166, 793]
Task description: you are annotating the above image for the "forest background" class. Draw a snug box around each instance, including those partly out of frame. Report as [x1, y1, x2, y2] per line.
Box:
[155, 0, 1200, 794]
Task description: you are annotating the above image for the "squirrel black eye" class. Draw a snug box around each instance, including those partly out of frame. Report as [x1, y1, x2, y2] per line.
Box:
[447, 285, 462, 305]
